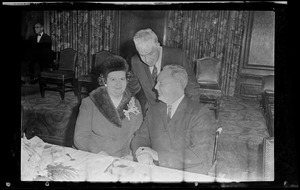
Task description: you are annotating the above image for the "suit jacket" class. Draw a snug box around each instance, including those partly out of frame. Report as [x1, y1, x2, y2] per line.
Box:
[28, 33, 54, 62]
[29, 33, 52, 48]
[131, 96, 216, 174]
[127, 46, 201, 115]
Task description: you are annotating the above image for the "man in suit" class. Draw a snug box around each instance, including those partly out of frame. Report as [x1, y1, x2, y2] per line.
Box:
[131, 65, 215, 174]
[127, 28, 201, 116]
[28, 22, 55, 83]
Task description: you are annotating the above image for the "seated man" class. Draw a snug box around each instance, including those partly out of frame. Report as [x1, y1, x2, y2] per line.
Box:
[131, 64, 216, 174]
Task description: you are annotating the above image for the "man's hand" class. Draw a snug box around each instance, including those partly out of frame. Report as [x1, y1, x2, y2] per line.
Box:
[136, 153, 155, 165]
[98, 151, 109, 156]
[121, 154, 134, 161]
[135, 147, 158, 165]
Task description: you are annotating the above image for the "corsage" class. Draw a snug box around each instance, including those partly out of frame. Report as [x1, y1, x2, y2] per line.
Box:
[123, 97, 140, 120]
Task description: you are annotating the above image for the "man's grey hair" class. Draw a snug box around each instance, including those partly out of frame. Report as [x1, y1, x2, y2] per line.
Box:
[133, 28, 158, 44]
[163, 64, 188, 89]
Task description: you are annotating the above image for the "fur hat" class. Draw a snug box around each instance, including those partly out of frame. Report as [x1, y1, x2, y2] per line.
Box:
[102, 55, 129, 78]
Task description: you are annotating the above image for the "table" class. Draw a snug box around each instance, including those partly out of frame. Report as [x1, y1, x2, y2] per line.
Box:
[21, 136, 231, 183]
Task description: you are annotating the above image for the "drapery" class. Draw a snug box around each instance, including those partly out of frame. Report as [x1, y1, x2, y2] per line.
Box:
[49, 10, 119, 78]
[165, 11, 249, 96]
[49, 10, 249, 95]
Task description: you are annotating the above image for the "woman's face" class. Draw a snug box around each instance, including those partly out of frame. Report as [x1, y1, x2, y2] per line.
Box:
[106, 71, 127, 98]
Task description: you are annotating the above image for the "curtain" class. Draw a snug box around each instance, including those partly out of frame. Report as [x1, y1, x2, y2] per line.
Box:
[49, 10, 119, 78]
[165, 11, 249, 96]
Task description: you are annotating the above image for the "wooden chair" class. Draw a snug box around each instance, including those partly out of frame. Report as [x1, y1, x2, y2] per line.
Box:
[262, 137, 274, 181]
[260, 75, 274, 136]
[195, 57, 222, 120]
[260, 75, 274, 111]
[77, 50, 114, 102]
[39, 48, 77, 100]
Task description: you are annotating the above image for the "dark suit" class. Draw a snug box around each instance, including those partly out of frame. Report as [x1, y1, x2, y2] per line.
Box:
[127, 46, 201, 115]
[28, 33, 55, 76]
[131, 96, 216, 174]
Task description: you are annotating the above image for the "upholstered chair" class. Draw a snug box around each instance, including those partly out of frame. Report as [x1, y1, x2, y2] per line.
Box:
[39, 48, 77, 100]
[195, 57, 222, 120]
[262, 137, 274, 181]
[260, 75, 274, 136]
[77, 50, 114, 103]
[261, 75, 274, 109]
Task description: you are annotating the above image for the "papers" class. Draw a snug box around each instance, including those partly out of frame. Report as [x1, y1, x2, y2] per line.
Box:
[21, 136, 222, 182]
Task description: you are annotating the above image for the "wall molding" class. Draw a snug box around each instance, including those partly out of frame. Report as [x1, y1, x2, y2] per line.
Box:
[239, 11, 275, 75]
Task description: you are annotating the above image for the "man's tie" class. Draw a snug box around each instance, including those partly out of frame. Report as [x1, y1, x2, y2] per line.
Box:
[152, 65, 157, 80]
[167, 105, 172, 123]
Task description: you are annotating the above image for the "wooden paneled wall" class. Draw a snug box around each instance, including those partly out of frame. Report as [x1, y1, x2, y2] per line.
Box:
[118, 11, 167, 65]
[237, 11, 275, 99]
[21, 11, 44, 40]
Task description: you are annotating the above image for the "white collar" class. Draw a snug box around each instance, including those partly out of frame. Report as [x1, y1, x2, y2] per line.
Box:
[167, 94, 185, 118]
[150, 46, 162, 74]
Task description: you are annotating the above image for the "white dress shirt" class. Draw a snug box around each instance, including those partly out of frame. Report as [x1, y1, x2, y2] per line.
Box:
[167, 95, 185, 119]
[37, 32, 43, 43]
[149, 46, 162, 75]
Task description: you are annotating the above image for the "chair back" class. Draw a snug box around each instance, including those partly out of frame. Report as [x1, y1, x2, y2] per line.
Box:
[196, 57, 222, 88]
[262, 75, 274, 93]
[58, 48, 77, 71]
[91, 50, 114, 75]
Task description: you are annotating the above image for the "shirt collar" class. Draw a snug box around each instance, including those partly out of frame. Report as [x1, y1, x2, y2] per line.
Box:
[168, 94, 185, 117]
[150, 46, 162, 73]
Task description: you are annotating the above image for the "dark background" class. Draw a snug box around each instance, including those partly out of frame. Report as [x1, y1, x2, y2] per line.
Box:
[3, 2, 297, 188]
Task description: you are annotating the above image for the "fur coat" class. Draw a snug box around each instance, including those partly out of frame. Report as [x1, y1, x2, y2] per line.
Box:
[74, 87, 143, 157]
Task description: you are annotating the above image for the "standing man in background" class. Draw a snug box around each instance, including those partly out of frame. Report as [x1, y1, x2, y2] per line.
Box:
[28, 22, 55, 83]
[127, 28, 201, 116]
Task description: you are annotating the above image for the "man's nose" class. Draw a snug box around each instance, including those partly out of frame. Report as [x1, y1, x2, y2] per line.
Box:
[144, 55, 149, 63]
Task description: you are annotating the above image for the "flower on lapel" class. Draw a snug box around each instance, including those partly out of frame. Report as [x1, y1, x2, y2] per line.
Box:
[123, 97, 140, 120]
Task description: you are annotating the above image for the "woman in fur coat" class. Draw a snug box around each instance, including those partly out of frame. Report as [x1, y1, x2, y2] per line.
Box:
[73, 55, 143, 159]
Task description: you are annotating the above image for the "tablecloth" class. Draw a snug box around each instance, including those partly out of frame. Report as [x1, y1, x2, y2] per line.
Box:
[21, 135, 232, 183]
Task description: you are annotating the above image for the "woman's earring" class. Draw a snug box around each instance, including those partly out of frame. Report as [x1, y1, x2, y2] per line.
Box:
[104, 83, 107, 87]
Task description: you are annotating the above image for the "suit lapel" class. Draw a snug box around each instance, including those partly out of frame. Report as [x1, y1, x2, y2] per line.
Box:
[157, 103, 168, 128]
[39, 35, 45, 43]
[141, 62, 155, 87]
[167, 96, 188, 126]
